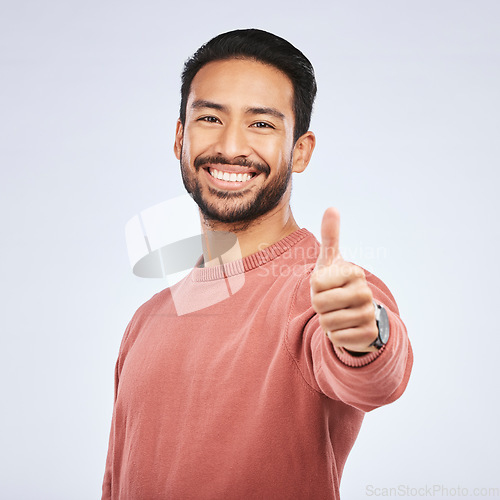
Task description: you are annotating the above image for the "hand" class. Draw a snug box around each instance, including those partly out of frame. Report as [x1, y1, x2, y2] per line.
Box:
[310, 208, 379, 353]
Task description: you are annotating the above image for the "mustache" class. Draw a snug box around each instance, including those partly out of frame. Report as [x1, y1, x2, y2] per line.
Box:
[194, 155, 270, 175]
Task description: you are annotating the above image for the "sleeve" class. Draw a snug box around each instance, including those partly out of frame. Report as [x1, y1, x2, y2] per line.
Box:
[101, 358, 120, 500]
[285, 267, 413, 413]
[101, 316, 137, 500]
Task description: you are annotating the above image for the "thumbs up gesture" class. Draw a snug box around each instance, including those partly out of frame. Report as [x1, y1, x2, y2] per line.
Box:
[310, 208, 380, 353]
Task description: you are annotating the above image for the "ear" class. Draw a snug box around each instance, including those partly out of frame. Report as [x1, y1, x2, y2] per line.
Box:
[174, 119, 184, 160]
[291, 131, 316, 174]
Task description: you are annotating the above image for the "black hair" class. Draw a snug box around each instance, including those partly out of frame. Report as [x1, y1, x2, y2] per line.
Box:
[179, 28, 317, 143]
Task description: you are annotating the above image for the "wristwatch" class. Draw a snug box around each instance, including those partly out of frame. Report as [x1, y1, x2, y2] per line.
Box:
[370, 301, 390, 349]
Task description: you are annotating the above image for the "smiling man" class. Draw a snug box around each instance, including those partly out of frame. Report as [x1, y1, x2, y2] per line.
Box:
[102, 29, 413, 499]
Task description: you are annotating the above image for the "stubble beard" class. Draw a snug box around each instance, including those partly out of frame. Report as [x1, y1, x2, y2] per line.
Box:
[180, 151, 293, 230]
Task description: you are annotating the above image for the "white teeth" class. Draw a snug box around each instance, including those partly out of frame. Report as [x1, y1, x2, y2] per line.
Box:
[209, 168, 254, 183]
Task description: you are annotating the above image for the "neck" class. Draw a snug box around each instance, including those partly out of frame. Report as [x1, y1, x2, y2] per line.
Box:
[199, 202, 300, 268]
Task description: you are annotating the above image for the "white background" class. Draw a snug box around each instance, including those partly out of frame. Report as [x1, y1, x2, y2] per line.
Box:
[1, 1, 499, 498]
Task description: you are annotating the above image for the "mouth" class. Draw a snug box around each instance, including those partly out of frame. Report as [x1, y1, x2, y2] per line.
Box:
[208, 167, 257, 182]
[203, 166, 260, 190]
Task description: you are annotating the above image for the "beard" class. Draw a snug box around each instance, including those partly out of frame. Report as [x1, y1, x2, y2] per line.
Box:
[180, 152, 293, 228]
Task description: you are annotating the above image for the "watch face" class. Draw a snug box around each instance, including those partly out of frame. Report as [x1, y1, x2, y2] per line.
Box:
[378, 306, 390, 344]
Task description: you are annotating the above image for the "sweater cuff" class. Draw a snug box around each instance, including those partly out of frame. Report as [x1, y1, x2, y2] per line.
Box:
[332, 343, 386, 368]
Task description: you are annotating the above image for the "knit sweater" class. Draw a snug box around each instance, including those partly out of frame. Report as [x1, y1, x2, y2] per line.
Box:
[102, 228, 413, 499]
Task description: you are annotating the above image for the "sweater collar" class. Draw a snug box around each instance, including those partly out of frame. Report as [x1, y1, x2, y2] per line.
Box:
[190, 228, 312, 282]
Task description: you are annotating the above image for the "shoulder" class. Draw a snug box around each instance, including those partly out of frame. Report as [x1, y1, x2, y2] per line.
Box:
[117, 286, 174, 357]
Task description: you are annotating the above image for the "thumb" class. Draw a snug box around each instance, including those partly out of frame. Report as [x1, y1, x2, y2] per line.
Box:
[316, 207, 341, 268]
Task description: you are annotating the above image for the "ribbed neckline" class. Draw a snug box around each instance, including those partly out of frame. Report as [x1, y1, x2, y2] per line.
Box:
[190, 228, 313, 282]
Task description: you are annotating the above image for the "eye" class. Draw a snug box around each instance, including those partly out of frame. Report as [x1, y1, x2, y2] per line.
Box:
[251, 121, 275, 129]
[198, 116, 222, 124]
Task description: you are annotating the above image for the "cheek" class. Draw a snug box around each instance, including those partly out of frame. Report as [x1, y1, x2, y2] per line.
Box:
[265, 147, 290, 169]
[252, 137, 287, 164]
[254, 130, 294, 164]
[179, 133, 198, 163]
[184, 129, 215, 157]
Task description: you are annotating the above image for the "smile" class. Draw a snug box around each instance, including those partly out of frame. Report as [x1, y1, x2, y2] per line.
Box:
[208, 167, 257, 183]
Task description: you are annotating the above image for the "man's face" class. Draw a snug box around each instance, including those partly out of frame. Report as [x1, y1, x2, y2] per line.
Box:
[174, 58, 299, 226]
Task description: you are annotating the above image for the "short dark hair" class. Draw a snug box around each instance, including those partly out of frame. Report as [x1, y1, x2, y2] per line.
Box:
[179, 29, 317, 143]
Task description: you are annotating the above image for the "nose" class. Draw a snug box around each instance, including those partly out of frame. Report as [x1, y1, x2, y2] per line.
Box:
[214, 122, 252, 160]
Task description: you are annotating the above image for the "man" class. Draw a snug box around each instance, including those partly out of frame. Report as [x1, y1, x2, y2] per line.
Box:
[102, 29, 412, 499]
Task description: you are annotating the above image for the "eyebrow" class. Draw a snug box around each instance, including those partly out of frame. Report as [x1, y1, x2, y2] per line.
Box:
[245, 106, 285, 121]
[191, 100, 227, 112]
[191, 100, 286, 121]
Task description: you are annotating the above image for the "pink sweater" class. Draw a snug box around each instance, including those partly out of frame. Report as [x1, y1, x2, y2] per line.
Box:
[102, 228, 412, 499]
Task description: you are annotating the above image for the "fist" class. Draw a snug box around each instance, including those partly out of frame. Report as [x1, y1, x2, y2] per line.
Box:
[310, 208, 379, 353]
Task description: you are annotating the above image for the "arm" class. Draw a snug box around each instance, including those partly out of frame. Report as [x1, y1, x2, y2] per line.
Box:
[285, 208, 413, 412]
[101, 315, 138, 499]
[312, 271, 413, 411]
[101, 358, 120, 499]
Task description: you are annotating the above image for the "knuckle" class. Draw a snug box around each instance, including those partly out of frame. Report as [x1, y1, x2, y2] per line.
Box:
[309, 273, 319, 290]
[361, 303, 375, 322]
[318, 316, 329, 332]
[327, 330, 340, 345]
[352, 265, 365, 278]
[350, 287, 371, 307]
[310, 271, 326, 291]
[319, 314, 334, 333]
[340, 264, 352, 279]
[311, 293, 324, 312]
[359, 287, 373, 303]
[364, 323, 378, 341]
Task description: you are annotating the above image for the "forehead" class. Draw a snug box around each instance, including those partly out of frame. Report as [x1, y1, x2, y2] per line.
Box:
[187, 58, 294, 115]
